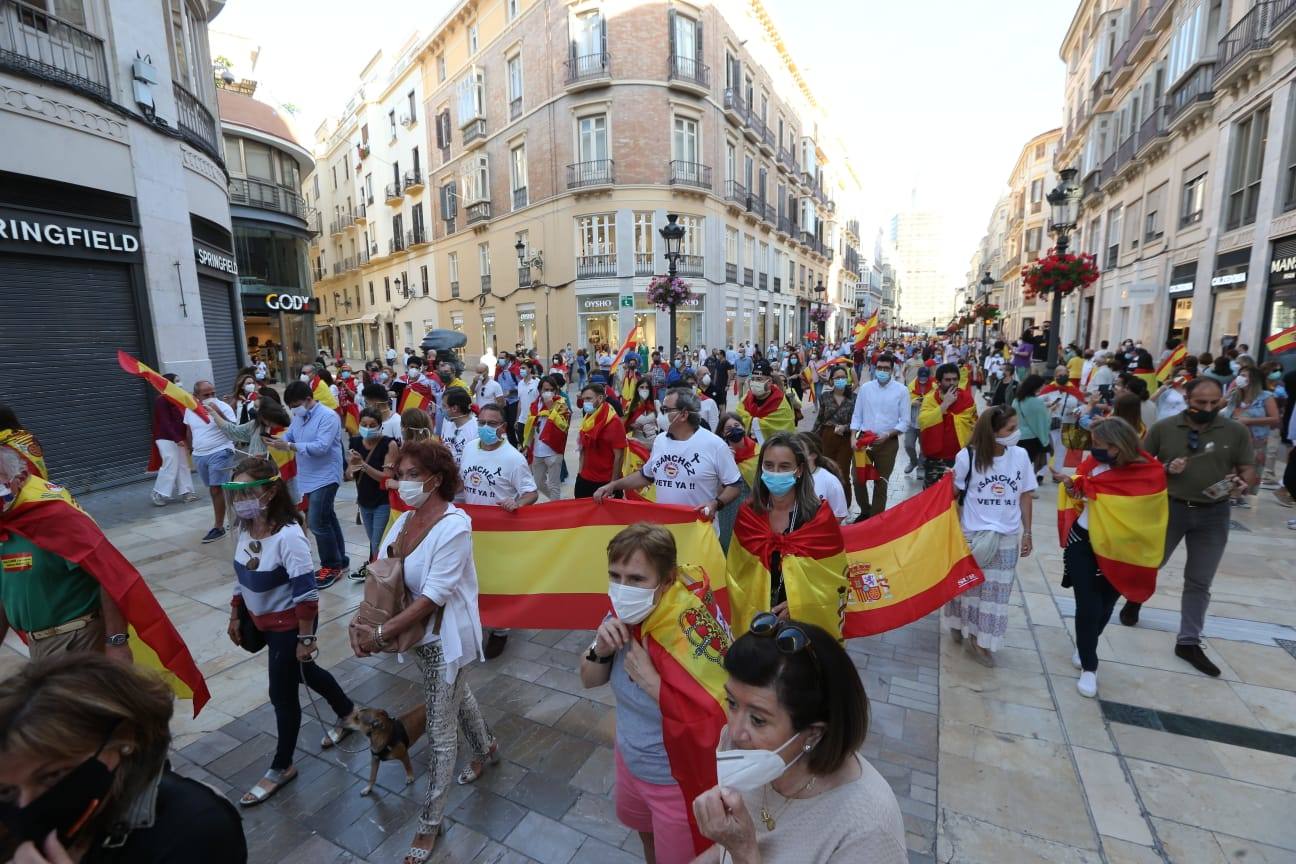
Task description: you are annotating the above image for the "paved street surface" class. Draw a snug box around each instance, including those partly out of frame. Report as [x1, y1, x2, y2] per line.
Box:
[3, 399, 1293, 863]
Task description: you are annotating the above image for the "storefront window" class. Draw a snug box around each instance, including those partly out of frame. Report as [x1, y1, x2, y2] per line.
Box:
[1168, 297, 1193, 343]
[482, 310, 497, 355]
[1208, 288, 1246, 353]
[517, 304, 536, 350]
[234, 226, 307, 290]
[579, 295, 618, 350]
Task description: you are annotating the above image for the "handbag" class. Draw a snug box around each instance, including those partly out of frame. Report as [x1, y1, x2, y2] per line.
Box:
[965, 530, 1001, 569]
[349, 510, 448, 654]
[236, 603, 265, 654]
[1061, 424, 1090, 451]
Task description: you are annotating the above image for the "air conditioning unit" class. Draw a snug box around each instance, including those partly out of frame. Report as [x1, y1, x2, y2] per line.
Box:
[400, 113, 415, 127]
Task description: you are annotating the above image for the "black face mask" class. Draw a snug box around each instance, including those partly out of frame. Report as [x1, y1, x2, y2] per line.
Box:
[723, 426, 745, 444]
[1186, 407, 1219, 425]
[0, 732, 119, 859]
[1055, 376, 1070, 385]
[438, 372, 453, 384]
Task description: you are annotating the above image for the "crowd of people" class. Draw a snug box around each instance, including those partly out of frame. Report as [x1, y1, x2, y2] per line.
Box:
[0, 320, 1291, 864]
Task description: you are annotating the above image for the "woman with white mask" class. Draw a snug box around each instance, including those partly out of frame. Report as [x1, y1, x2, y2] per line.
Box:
[941, 406, 1036, 666]
[579, 523, 715, 864]
[692, 615, 906, 863]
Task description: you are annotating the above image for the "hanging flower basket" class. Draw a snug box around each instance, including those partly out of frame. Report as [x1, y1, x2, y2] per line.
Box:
[647, 275, 693, 311]
[810, 305, 831, 323]
[974, 302, 1001, 321]
[1022, 251, 1100, 301]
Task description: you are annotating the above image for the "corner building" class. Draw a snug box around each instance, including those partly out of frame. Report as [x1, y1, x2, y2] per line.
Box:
[304, 0, 863, 364]
[0, 0, 237, 492]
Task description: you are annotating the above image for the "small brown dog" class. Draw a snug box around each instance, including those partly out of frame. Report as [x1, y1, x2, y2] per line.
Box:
[344, 705, 427, 796]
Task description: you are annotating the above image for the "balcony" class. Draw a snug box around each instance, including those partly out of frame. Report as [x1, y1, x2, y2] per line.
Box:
[1101, 150, 1117, 185]
[403, 170, 424, 194]
[777, 146, 795, 174]
[1135, 105, 1168, 157]
[358, 248, 369, 265]
[577, 253, 616, 278]
[725, 262, 738, 282]
[724, 180, 749, 210]
[512, 186, 528, 210]
[389, 236, 405, 255]
[1276, 0, 1296, 37]
[354, 201, 368, 224]
[509, 96, 522, 121]
[677, 254, 703, 278]
[777, 215, 793, 237]
[311, 266, 325, 282]
[744, 111, 764, 144]
[667, 54, 709, 93]
[229, 177, 308, 220]
[634, 252, 653, 276]
[568, 159, 614, 190]
[172, 82, 223, 165]
[1082, 168, 1103, 200]
[799, 230, 816, 249]
[722, 89, 746, 125]
[1166, 62, 1214, 129]
[466, 200, 492, 224]
[1217, 0, 1287, 86]
[668, 160, 712, 190]
[1113, 132, 1137, 180]
[0, 0, 109, 101]
[1089, 69, 1111, 112]
[332, 262, 344, 275]
[462, 117, 487, 148]
[1131, 1, 1163, 63]
[762, 201, 776, 225]
[343, 256, 356, 272]
[480, 274, 492, 294]
[329, 218, 344, 237]
[759, 126, 776, 156]
[308, 211, 323, 236]
[407, 226, 430, 248]
[384, 182, 403, 205]
[564, 52, 611, 89]
[743, 267, 754, 287]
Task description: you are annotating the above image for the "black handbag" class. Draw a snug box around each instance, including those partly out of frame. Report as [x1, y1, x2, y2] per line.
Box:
[236, 603, 265, 654]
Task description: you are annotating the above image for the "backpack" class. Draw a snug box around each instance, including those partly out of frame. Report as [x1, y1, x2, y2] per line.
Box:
[349, 510, 448, 653]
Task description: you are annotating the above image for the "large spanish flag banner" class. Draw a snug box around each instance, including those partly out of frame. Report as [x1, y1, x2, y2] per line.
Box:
[1155, 343, 1188, 382]
[839, 474, 985, 638]
[1056, 453, 1167, 602]
[1, 476, 210, 715]
[464, 499, 728, 628]
[116, 350, 209, 422]
[639, 566, 731, 855]
[1264, 322, 1296, 355]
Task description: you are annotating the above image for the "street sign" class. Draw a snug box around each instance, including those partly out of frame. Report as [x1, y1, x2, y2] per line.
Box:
[620, 295, 633, 308]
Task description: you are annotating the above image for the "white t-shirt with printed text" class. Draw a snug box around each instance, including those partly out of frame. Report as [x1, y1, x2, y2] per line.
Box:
[440, 416, 478, 466]
[458, 440, 537, 506]
[640, 427, 741, 508]
[953, 445, 1037, 535]
[812, 467, 849, 520]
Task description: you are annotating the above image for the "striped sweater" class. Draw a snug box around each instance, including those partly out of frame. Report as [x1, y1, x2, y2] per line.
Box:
[229, 523, 318, 631]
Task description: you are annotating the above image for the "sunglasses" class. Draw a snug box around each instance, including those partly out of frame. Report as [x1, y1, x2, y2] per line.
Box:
[244, 538, 262, 571]
[749, 612, 816, 662]
[1187, 429, 1200, 452]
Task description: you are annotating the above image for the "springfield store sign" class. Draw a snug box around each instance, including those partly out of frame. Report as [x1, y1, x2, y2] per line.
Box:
[195, 243, 238, 276]
[0, 213, 139, 255]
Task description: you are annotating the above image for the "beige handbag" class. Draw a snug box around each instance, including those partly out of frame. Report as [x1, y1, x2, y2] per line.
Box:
[349, 512, 446, 653]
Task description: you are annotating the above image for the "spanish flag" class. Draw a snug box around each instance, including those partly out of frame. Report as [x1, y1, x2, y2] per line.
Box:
[265, 424, 297, 481]
[397, 380, 433, 414]
[1, 475, 210, 715]
[117, 350, 209, 422]
[728, 502, 849, 640]
[737, 386, 796, 438]
[336, 385, 360, 435]
[0, 429, 47, 479]
[854, 431, 880, 483]
[522, 398, 571, 464]
[1155, 344, 1188, 383]
[918, 386, 976, 459]
[1264, 322, 1296, 356]
[310, 375, 339, 410]
[840, 474, 984, 637]
[1040, 382, 1087, 402]
[1132, 368, 1159, 395]
[463, 499, 728, 628]
[854, 311, 879, 351]
[610, 324, 645, 377]
[621, 439, 656, 502]
[619, 371, 642, 407]
[579, 400, 619, 450]
[908, 378, 933, 403]
[639, 566, 731, 855]
[1056, 452, 1167, 602]
[732, 435, 759, 489]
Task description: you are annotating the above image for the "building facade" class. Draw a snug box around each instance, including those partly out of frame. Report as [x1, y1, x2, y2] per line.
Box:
[1056, 0, 1296, 361]
[303, 0, 862, 366]
[219, 85, 317, 381]
[888, 208, 951, 332]
[996, 129, 1063, 341]
[0, 0, 236, 492]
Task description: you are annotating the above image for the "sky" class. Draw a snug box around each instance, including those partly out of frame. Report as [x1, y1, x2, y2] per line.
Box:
[211, 0, 1078, 286]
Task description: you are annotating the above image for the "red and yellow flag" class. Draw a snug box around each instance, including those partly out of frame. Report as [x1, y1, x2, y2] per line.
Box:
[265, 425, 297, 481]
[728, 503, 848, 639]
[397, 380, 433, 414]
[522, 398, 571, 463]
[1056, 453, 1167, 602]
[337, 385, 360, 435]
[116, 350, 209, 422]
[578, 400, 618, 449]
[918, 386, 976, 459]
[610, 324, 645, 377]
[1132, 368, 1159, 395]
[464, 499, 728, 628]
[1264, 322, 1296, 355]
[853, 431, 880, 484]
[732, 435, 759, 489]
[1155, 344, 1188, 382]
[840, 474, 984, 637]
[1, 476, 210, 715]
[737, 386, 796, 438]
[0, 429, 47, 479]
[854, 311, 879, 351]
[639, 566, 731, 855]
[621, 439, 656, 502]
[310, 375, 339, 410]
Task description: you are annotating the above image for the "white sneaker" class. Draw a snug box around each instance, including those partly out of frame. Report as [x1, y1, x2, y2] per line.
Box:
[1259, 479, 1280, 490]
[1077, 671, 1098, 698]
[1287, 518, 1296, 530]
[1071, 651, 1082, 670]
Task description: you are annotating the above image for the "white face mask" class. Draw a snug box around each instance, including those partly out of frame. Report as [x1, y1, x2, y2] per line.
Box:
[638, 387, 650, 400]
[300, 372, 312, 383]
[608, 582, 657, 624]
[701, 374, 712, 387]
[750, 380, 769, 397]
[996, 430, 1022, 447]
[242, 382, 256, 395]
[397, 479, 430, 507]
[715, 728, 807, 791]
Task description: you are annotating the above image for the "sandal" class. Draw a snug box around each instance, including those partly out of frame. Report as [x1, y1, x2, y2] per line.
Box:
[402, 825, 444, 864]
[239, 766, 297, 807]
[455, 739, 500, 785]
[321, 710, 358, 749]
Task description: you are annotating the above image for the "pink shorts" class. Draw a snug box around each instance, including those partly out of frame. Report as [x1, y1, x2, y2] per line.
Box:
[614, 748, 695, 864]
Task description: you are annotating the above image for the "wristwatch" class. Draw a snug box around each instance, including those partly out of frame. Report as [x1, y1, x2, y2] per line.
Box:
[586, 639, 613, 664]
[296, 635, 318, 645]
[105, 633, 129, 647]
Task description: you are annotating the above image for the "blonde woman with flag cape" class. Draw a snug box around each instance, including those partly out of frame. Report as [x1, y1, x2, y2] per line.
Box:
[727, 432, 849, 641]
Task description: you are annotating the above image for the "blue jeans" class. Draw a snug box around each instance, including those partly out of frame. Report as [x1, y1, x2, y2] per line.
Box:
[358, 503, 391, 560]
[306, 483, 349, 570]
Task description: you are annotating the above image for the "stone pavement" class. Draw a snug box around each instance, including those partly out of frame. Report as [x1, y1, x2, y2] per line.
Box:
[3, 395, 1292, 864]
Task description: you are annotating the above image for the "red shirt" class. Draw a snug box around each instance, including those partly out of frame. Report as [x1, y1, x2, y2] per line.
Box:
[578, 409, 627, 482]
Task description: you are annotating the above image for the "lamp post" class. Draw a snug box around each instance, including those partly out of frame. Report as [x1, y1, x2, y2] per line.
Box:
[813, 278, 827, 338]
[979, 269, 995, 350]
[659, 213, 685, 358]
[1045, 167, 1082, 368]
[515, 238, 547, 358]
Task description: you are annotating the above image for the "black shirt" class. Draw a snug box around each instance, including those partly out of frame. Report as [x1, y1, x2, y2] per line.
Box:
[349, 435, 394, 507]
[86, 768, 246, 864]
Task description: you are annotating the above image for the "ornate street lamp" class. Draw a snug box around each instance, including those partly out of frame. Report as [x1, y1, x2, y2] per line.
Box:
[1045, 167, 1082, 367]
[659, 213, 685, 357]
[979, 269, 995, 348]
[813, 278, 827, 338]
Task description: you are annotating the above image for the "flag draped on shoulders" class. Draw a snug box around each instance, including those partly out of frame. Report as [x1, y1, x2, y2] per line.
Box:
[638, 565, 731, 855]
[737, 387, 796, 437]
[839, 474, 984, 636]
[727, 502, 848, 640]
[0, 429, 47, 479]
[1056, 453, 1167, 603]
[309, 375, 339, 410]
[1040, 382, 1087, 403]
[621, 439, 656, 502]
[578, 400, 618, 449]
[0, 476, 210, 715]
[731, 435, 759, 489]
[522, 398, 570, 463]
[917, 387, 976, 457]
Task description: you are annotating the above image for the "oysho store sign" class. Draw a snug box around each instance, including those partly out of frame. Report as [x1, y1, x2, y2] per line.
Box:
[0, 208, 140, 259]
[579, 295, 617, 313]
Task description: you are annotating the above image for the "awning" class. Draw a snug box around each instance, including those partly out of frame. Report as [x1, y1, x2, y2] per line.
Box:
[337, 313, 379, 326]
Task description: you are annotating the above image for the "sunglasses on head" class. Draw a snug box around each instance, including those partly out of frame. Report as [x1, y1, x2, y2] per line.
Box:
[749, 612, 815, 659]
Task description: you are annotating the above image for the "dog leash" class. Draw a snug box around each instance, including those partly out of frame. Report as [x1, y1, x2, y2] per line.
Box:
[298, 660, 369, 759]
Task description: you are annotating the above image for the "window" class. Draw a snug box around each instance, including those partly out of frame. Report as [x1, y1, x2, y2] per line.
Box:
[384, 276, 391, 302]
[436, 53, 446, 82]
[420, 264, 429, 296]
[777, 116, 785, 149]
[1105, 205, 1122, 268]
[468, 22, 479, 54]
[456, 68, 485, 125]
[364, 174, 373, 203]
[1167, 3, 1204, 83]
[392, 213, 403, 249]
[1144, 183, 1167, 241]
[440, 181, 458, 222]
[510, 144, 528, 207]
[507, 54, 523, 114]
[677, 215, 703, 257]
[479, 242, 491, 276]
[1034, 142, 1046, 159]
[1030, 178, 1044, 203]
[407, 90, 417, 124]
[1124, 199, 1142, 250]
[576, 214, 616, 258]
[166, 0, 207, 94]
[572, 10, 605, 62]
[1286, 93, 1296, 212]
[448, 252, 460, 296]
[725, 228, 738, 279]
[223, 135, 244, 173]
[1225, 105, 1269, 230]
[1181, 171, 1206, 226]
[671, 11, 700, 67]
[758, 242, 769, 275]
[507, 0, 518, 21]
[726, 141, 736, 183]
[673, 116, 698, 164]
[578, 114, 609, 162]
[1025, 227, 1043, 252]
[368, 281, 375, 305]
[1085, 216, 1102, 256]
[435, 110, 452, 156]
[331, 165, 337, 191]
[313, 175, 319, 197]
[411, 201, 425, 238]
[460, 153, 490, 204]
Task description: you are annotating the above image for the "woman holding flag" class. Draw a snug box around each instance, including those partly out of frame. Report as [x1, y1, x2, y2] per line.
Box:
[522, 374, 571, 501]
[1056, 418, 1167, 699]
[580, 523, 731, 864]
[813, 363, 857, 508]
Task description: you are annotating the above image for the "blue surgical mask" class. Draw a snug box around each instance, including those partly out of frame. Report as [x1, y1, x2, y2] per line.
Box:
[874, 371, 891, 385]
[1269, 371, 1282, 381]
[1091, 448, 1117, 464]
[478, 425, 500, 446]
[291, 405, 309, 421]
[359, 426, 379, 440]
[340, 371, 351, 380]
[833, 378, 847, 390]
[583, 400, 596, 413]
[762, 470, 797, 496]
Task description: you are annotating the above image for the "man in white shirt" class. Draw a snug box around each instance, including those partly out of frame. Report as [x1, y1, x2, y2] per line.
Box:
[593, 388, 743, 519]
[515, 365, 539, 440]
[439, 386, 478, 466]
[471, 363, 505, 411]
[362, 383, 403, 442]
[849, 353, 908, 519]
[186, 380, 237, 543]
[385, 346, 397, 367]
